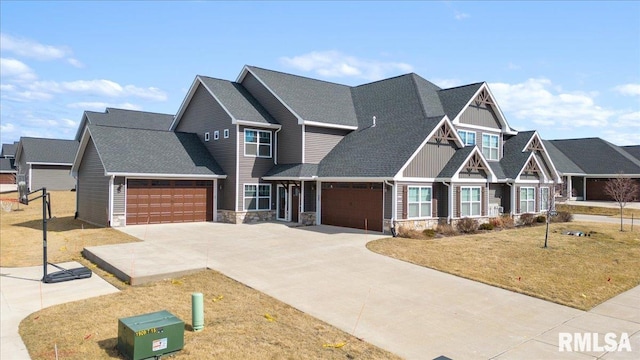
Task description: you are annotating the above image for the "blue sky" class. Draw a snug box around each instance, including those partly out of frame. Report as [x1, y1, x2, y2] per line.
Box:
[1, 1, 639, 145]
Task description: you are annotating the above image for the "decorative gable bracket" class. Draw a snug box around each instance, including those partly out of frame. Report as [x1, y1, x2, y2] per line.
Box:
[474, 88, 494, 106]
[465, 152, 489, 174]
[433, 122, 458, 146]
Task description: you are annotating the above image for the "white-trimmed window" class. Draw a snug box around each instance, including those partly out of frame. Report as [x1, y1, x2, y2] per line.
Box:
[408, 186, 432, 218]
[224, 129, 229, 139]
[244, 184, 271, 211]
[458, 130, 476, 146]
[540, 187, 550, 212]
[520, 187, 536, 213]
[204, 132, 210, 142]
[460, 186, 481, 217]
[482, 133, 499, 160]
[244, 129, 272, 158]
[214, 130, 220, 140]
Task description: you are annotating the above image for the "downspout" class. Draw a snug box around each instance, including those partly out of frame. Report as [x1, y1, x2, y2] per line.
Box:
[274, 127, 282, 165]
[108, 176, 114, 227]
[442, 181, 451, 224]
[384, 180, 396, 235]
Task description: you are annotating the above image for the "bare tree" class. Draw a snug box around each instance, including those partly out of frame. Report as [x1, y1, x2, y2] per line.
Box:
[544, 182, 556, 248]
[604, 173, 639, 231]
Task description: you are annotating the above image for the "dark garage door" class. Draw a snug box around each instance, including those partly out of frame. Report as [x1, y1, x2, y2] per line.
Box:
[127, 180, 213, 225]
[321, 182, 383, 232]
[586, 178, 611, 201]
[0, 173, 15, 184]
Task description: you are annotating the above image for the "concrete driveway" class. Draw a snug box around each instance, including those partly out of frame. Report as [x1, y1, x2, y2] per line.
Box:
[85, 222, 639, 359]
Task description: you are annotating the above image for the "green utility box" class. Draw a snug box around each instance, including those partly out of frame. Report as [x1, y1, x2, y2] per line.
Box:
[117, 310, 184, 360]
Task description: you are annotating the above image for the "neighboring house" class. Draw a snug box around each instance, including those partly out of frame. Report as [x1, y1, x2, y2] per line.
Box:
[544, 138, 640, 201]
[72, 65, 561, 231]
[74, 107, 175, 141]
[15, 137, 79, 191]
[0, 141, 18, 185]
[71, 125, 226, 227]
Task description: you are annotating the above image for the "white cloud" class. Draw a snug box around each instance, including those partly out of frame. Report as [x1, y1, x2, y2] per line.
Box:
[280, 50, 413, 82]
[601, 130, 640, 146]
[0, 58, 37, 80]
[0, 122, 16, 134]
[432, 78, 463, 89]
[613, 111, 640, 127]
[26, 79, 168, 101]
[507, 62, 521, 70]
[1, 33, 68, 61]
[489, 78, 615, 130]
[613, 83, 640, 97]
[67, 101, 142, 111]
[454, 11, 470, 20]
[67, 58, 84, 68]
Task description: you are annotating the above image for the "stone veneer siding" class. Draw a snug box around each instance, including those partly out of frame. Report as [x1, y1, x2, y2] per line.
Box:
[218, 210, 275, 224]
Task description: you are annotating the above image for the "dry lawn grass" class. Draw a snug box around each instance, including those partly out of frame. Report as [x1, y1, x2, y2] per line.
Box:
[20, 270, 399, 360]
[6, 191, 398, 359]
[556, 203, 640, 218]
[0, 191, 139, 267]
[367, 222, 640, 310]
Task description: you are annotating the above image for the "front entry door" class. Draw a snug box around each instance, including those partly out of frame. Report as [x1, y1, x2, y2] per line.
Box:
[291, 185, 299, 223]
[276, 184, 300, 222]
[277, 185, 287, 220]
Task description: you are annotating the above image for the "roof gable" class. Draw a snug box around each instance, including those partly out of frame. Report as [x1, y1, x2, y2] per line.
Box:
[239, 66, 359, 129]
[16, 137, 79, 165]
[437, 146, 497, 181]
[75, 108, 174, 140]
[442, 83, 515, 134]
[73, 125, 225, 178]
[1, 142, 18, 158]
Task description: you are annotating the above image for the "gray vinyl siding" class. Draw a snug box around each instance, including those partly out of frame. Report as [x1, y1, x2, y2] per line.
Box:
[237, 125, 275, 211]
[304, 181, 316, 212]
[113, 176, 125, 215]
[241, 73, 302, 164]
[177, 83, 237, 211]
[403, 139, 457, 178]
[458, 169, 488, 179]
[77, 139, 110, 227]
[535, 152, 553, 180]
[459, 103, 502, 129]
[384, 183, 392, 219]
[520, 172, 540, 180]
[304, 126, 349, 164]
[31, 165, 74, 190]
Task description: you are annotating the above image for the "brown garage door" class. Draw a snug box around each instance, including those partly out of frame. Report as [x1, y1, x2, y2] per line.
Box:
[321, 182, 383, 232]
[127, 180, 213, 225]
[586, 178, 611, 201]
[0, 173, 15, 184]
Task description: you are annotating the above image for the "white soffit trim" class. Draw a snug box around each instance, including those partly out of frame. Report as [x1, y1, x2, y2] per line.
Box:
[515, 152, 548, 182]
[303, 120, 357, 131]
[111, 173, 227, 179]
[450, 147, 497, 181]
[235, 120, 282, 129]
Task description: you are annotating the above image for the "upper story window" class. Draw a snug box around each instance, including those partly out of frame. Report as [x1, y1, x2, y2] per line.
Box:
[408, 186, 432, 218]
[214, 131, 220, 140]
[482, 133, 499, 160]
[245, 129, 271, 158]
[224, 129, 230, 139]
[204, 132, 210, 142]
[458, 130, 476, 146]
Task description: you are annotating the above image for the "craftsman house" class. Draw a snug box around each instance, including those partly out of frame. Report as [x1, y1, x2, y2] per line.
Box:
[15, 137, 79, 191]
[544, 138, 640, 201]
[0, 142, 18, 187]
[73, 66, 561, 232]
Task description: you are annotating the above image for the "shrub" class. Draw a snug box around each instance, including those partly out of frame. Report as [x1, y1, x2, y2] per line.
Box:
[536, 215, 546, 223]
[456, 217, 479, 233]
[551, 211, 573, 223]
[519, 213, 536, 226]
[478, 222, 494, 231]
[422, 229, 436, 238]
[435, 223, 457, 236]
[500, 215, 515, 229]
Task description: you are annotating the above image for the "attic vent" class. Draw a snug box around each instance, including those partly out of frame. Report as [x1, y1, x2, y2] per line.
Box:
[372, 116, 376, 128]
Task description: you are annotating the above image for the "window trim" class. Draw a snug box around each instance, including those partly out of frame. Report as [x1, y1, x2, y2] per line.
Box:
[244, 129, 272, 158]
[223, 129, 230, 139]
[243, 183, 271, 211]
[407, 186, 432, 219]
[460, 186, 482, 217]
[214, 130, 220, 140]
[458, 130, 476, 147]
[520, 187, 536, 213]
[482, 133, 499, 160]
[204, 132, 210, 142]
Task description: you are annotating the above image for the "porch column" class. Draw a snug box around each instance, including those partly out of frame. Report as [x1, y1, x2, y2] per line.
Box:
[567, 176, 572, 198]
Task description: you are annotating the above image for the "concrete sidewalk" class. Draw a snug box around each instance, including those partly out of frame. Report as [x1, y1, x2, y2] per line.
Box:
[0, 262, 119, 360]
[84, 222, 640, 359]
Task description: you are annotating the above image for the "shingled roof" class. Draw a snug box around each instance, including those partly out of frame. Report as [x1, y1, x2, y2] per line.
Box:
[547, 138, 640, 175]
[245, 66, 359, 128]
[17, 137, 79, 165]
[1, 142, 19, 158]
[0, 158, 16, 173]
[75, 108, 174, 140]
[198, 76, 278, 125]
[318, 74, 446, 178]
[499, 131, 537, 179]
[82, 125, 225, 177]
[438, 83, 484, 120]
[622, 145, 640, 161]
